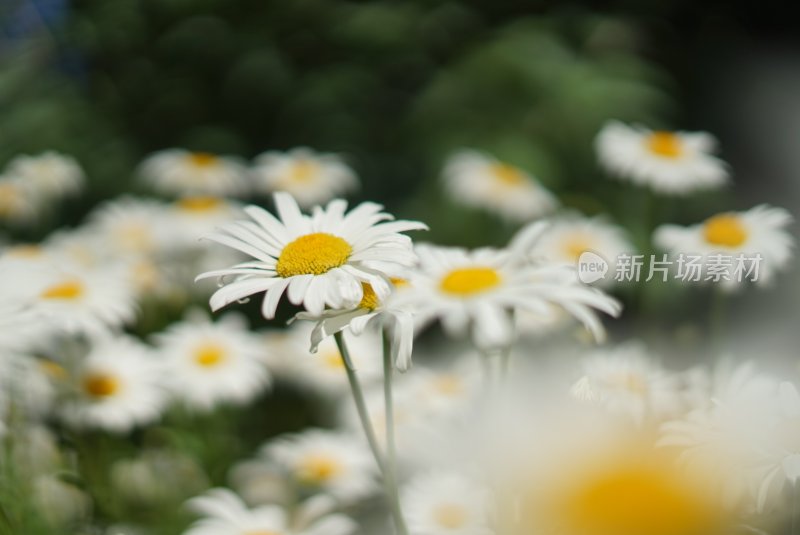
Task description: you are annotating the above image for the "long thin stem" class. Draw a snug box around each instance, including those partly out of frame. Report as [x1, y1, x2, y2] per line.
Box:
[334, 331, 407, 535]
[382, 329, 409, 535]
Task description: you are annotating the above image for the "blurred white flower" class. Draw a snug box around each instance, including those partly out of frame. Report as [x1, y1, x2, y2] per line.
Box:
[0, 175, 38, 224]
[154, 312, 270, 411]
[86, 197, 175, 258]
[402, 471, 493, 535]
[596, 121, 729, 194]
[252, 148, 358, 209]
[59, 336, 167, 432]
[4, 151, 85, 199]
[442, 150, 558, 222]
[263, 428, 377, 502]
[654, 204, 794, 288]
[167, 195, 243, 245]
[31, 474, 91, 528]
[570, 343, 684, 424]
[184, 489, 356, 535]
[196, 192, 427, 319]
[139, 149, 249, 197]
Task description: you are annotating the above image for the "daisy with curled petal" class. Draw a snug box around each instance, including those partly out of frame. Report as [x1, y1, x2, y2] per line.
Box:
[58, 336, 167, 433]
[184, 488, 356, 535]
[596, 121, 729, 194]
[196, 192, 427, 319]
[252, 147, 358, 209]
[153, 312, 270, 411]
[654, 204, 793, 288]
[402, 471, 494, 535]
[139, 148, 250, 197]
[442, 150, 558, 222]
[393, 231, 621, 350]
[4, 151, 85, 199]
[262, 428, 377, 503]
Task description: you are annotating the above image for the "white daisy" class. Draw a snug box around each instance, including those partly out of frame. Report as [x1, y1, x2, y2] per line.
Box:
[0, 175, 38, 224]
[0, 257, 49, 352]
[394, 230, 621, 349]
[167, 195, 244, 246]
[139, 148, 249, 197]
[262, 428, 377, 502]
[184, 489, 356, 535]
[264, 322, 382, 397]
[196, 192, 427, 319]
[4, 151, 85, 199]
[85, 197, 175, 258]
[654, 204, 794, 287]
[531, 213, 635, 284]
[154, 312, 271, 411]
[252, 148, 358, 209]
[596, 121, 729, 194]
[58, 336, 167, 433]
[402, 471, 493, 535]
[570, 343, 684, 424]
[442, 150, 558, 222]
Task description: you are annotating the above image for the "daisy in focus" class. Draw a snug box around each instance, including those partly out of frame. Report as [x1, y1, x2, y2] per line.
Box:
[402, 471, 493, 535]
[442, 150, 558, 222]
[654, 204, 794, 287]
[58, 336, 167, 433]
[394, 230, 621, 350]
[154, 312, 270, 411]
[251, 148, 358, 209]
[262, 428, 376, 502]
[596, 121, 729, 194]
[4, 151, 85, 199]
[196, 192, 427, 319]
[184, 489, 356, 535]
[139, 148, 250, 197]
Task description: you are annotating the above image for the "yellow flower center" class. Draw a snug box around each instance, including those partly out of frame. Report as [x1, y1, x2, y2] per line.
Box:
[188, 152, 218, 167]
[321, 350, 346, 370]
[176, 196, 223, 212]
[6, 244, 44, 258]
[287, 160, 319, 183]
[358, 283, 380, 310]
[39, 360, 68, 380]
[702, 214, 747, 247]
[440, 267, 502, 296]
[490, 163, 526, 186]
[434, 375, 464, 397]
[116, 224, 152, 252]
[83, 373, 120, 398]
[646, 131, 683, 158]
[562, 235, 593, 262]
[40, 280, 84, 300]
[433, 504, 468, 529]
[276, 233, 352, 278]
[0, 183, 21, 214]
[296, 454, 343, 484]
[193, 343, 227, 367]
[607, 373, 648, 395]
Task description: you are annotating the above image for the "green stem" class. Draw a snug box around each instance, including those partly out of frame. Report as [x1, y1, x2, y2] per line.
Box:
[382, 329, 409, 535]
[334, 332, 407, 535]
[709, 287, 728, 355]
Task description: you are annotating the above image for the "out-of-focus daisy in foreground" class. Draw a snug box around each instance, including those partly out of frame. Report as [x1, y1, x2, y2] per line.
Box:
[596, 121, 729, 194]
[58, 336, 166, 433]
[252, 148, 358, 209]
[654, 204, 793, 287]
[154, 312, 270, 411]
[402, 471, 493, 535]
[4, 151, 85, 199]
[196, 192, 427, 319]
[443, 150, 558, 222]
[394, 226, 621, 350]
[184, 488, 356, 535]
[139, 148, 249, 197]
[262, 428, 376, 502]
[570, 343, 684, 424]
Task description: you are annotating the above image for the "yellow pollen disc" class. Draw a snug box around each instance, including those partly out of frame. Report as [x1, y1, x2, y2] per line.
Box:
[276, 233, 352, 278]
[40, 280, 84, 300]
[490, 163, 526, 186]
[440, 267, 502, 296]
[176, 196, 222, 212]
[390, 277, 409, 288]
[39, 360, 68, 380]
[83, 373, 120, 398]
[188, 152, 218, 167]
[193, 343, 227, 367]
[434, 376, 464, 396]
[0, 183, 22, 215]
[321, 350, 346, 370]
[297, 455, 342, 484]
[117, 224, 152, 251]
[562, 235, 593, 262]
[288, 160, 319, 183]
[433, 504, 468, 529]
[702, 214, 747, 247]
[6, 244, 44, 258]
[607, 373, 648, 395]
[358, 283, 380, 310]
[646, 131, 683, 158]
